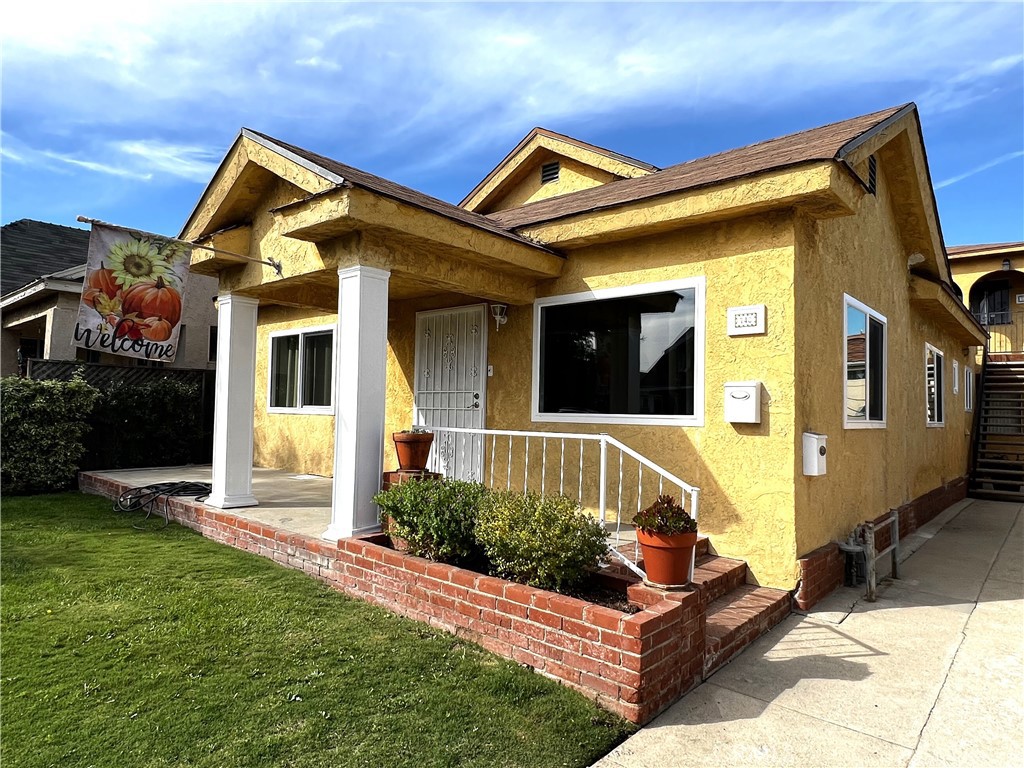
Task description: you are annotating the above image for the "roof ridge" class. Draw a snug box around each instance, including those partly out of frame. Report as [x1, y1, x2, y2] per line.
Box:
[486, 103, 914, 229]
[660, 103, 910, 173]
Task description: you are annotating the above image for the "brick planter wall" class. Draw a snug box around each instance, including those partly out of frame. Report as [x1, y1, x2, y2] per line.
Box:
[80, 472, 703, 724]
[795, 475, 968, 610]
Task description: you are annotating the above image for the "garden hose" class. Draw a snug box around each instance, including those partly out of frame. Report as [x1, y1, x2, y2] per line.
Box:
[114, 481, 212, 530]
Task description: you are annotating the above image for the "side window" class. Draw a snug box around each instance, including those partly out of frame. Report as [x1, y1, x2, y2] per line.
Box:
[844, 295, 887, 427]
[268, 328, 334, 412]
[926, 344, 944, 425]
[965, 367, 974, 412]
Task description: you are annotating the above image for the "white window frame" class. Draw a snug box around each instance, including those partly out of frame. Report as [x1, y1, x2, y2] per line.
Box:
[843, 294, 888, 429]
[532, 276, 706, 427]
[965, 366, 974, 412]
[267, 324, 336, 415]
[925, 342, 945, 427]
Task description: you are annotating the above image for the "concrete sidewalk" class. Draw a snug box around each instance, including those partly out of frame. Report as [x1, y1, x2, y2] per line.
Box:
[595, 498, 1023, 768]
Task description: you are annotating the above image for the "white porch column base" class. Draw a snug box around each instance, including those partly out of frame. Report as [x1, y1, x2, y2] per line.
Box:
[323, 265, 390, 541]
[207, 293, 260, 510]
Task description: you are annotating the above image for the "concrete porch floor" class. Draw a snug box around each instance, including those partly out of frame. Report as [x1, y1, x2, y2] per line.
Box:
[86, 465, 333, 539]
[84, 464, 645, 546]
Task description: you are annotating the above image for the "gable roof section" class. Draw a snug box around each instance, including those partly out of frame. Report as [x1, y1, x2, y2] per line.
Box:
[1, 219, 90, 295]
[487, 104, 912, 229]
[460, 127, 659, 212]
[190, 129, 554, 255]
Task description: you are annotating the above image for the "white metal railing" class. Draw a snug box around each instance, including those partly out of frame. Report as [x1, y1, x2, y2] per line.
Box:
[425, 426, 700, 583]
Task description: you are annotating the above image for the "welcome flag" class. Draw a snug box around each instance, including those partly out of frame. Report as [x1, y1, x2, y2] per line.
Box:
[74, 223, 192, 363]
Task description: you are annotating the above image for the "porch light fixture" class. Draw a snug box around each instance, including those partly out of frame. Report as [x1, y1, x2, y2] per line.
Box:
[1003, 258, 1011, 271]
[490, 303, 508, 331]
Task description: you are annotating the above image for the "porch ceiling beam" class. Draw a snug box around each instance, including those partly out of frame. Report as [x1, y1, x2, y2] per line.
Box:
[510, 162, 862, 249]
[325, 232, 538, 305]
[909, 275, 988, 346]
[272, 188, 565, 280]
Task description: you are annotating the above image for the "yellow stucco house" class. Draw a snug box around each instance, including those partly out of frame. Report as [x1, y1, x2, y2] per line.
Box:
[183, 102, 985, 592]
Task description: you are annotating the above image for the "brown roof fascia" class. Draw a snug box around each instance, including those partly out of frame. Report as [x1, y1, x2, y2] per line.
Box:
[486, 103, 911, 230]
[457, 127, 659, 209]
[243, 129, 560, 257]
[947, 242, 1024, 257]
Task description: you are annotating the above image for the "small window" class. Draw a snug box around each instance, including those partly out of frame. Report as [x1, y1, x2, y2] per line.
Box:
[209, 326, 218, 363]
[965, 367, 974, 412]
[926, 344, 944, 425]
[541, 161, 560, 184]
[534, 278, 704, 426]
[952, 360, 960, 395]
[269, 327, 334, 412]
[844, 295, 887, 427]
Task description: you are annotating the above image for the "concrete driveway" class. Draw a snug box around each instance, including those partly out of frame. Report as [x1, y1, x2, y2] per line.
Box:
[595, 498, 1023, 768]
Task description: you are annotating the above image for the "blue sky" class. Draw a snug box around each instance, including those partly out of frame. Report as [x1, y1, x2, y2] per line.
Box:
[2, 1, 1022, 247]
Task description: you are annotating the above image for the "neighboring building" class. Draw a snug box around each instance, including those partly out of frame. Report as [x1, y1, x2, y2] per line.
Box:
[1, 219, 220, 376]
[947, 242, 1024, 355]
[183, 102, 985, 592]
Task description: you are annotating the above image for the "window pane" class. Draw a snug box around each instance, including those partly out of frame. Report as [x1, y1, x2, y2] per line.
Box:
[868, 317, 884, 421]
[540, 289, 696, 416]
[302, 332, 333, 407]
[846, 306, 867, 421]
[935, 353, 943, 422]
[926, 348, 944, 423]
[270, 336, 299, 408]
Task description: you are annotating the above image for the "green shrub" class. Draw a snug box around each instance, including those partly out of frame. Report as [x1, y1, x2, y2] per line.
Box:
[373, 478, 490, 564]
[477, 491, 609, 592]
[1, 375, 100, 494]
[82, 377, 204, 470]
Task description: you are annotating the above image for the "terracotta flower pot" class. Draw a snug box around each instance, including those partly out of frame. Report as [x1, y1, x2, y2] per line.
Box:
[636, 529, 698, 587]
[393, 431, 434, 471]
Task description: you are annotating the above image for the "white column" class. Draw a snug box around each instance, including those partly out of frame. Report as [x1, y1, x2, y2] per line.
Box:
[206, 293, 259, 509]
[323, 265, 390, 540]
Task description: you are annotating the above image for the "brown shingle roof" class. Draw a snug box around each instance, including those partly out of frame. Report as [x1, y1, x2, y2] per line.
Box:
[487, 104, 912, 229]
[243, 129, 557, 254]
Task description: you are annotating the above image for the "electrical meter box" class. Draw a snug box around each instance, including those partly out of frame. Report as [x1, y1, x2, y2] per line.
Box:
[724, 381, 762, 424]
[803, 432, 827, 476]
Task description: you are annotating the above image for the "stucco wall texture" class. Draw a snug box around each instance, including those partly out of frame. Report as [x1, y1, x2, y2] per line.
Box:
[793, 164, 975, 570]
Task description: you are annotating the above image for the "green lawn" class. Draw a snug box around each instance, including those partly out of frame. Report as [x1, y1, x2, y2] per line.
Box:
[1, 493, 634, 768]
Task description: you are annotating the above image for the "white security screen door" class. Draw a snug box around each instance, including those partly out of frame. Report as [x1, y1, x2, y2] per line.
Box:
[414, 305, 488, 481]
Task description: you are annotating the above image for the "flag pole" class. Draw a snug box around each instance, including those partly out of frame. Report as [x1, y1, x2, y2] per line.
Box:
[76, 216, 283, 277]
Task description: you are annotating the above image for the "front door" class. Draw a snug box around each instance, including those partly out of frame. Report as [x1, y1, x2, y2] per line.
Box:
[414, 305, 488, 481]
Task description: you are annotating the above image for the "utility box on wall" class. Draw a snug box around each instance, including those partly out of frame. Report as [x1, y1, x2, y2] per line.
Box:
[803, 432, 827, 476]
[724, 381, 762, 424]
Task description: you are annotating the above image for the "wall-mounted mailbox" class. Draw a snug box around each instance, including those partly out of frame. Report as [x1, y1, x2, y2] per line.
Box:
[803, 432, 827, 476]
[724, 381, 762, 424]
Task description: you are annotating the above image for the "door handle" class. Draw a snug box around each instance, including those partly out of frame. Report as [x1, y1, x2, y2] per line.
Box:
[465, 402, 479, 409]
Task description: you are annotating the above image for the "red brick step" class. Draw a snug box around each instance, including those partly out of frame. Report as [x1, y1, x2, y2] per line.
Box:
[704, 584, 791, 676]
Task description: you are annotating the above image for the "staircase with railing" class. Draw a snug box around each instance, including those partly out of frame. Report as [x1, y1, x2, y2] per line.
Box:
[425, 425, 792, 677]
[969, 353, 1024, 503]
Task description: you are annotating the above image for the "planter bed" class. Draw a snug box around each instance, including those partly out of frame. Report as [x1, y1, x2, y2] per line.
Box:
[79, 471, 706, 724]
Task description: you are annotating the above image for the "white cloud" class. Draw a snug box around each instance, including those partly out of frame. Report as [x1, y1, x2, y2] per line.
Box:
[0, 1, 1021, 187]
[935, 150, 1024, 190]
[113, 140, 221, 182]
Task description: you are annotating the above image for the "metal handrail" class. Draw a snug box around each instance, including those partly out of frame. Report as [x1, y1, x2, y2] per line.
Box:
[424, 425, 701, 583]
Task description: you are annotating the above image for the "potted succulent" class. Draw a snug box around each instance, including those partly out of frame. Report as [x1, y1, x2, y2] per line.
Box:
[632, 494, 698, 587]
[392, 427, 434, 471]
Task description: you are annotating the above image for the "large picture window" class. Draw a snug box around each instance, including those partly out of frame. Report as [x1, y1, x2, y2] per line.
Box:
[533, 278, 705, 426]
[844, 295, 887, 427]
[926, 343, 944, 426]
[269, 327, 334, 412]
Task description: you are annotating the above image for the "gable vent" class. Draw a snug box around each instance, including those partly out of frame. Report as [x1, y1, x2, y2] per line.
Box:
[867, 155, 878, 194]
[541, 161, 560, 184]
